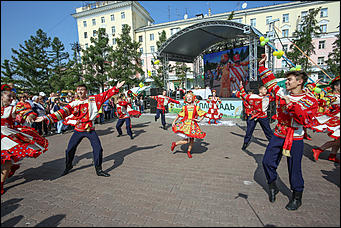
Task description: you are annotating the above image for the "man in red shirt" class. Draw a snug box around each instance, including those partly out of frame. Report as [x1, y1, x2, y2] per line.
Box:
[36, 81, 125, 177]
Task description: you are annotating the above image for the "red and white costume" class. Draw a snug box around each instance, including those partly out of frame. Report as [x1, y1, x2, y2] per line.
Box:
[310, 93, 340, 140]
[150, 95, 180, 112]
[229, 54, 249, 92]
[205, 96, 223, 122]
[126, 97, 141, 118]
[116, 101, 131, 119]
[1, 102, 48, 165]
[43, 87, 120, 131]
[259, 66, 318, 156]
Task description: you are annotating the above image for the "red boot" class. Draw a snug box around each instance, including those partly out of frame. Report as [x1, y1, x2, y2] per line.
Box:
[328, 154, 340, 163]
[8, 164, 20, 178]
[187, 151, 192, 158]
[1, 182, 4, 195]
[171, 142, 176, 152]
[312, 148, 324, 161]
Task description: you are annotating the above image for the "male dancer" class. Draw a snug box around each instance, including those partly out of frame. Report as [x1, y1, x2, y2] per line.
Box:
[150, 90, 180, 130]
[234, 84, 273, 150]
[36, 81, 125, 177]
[115, 94, 133, 139]
[258, 54, 318, 210]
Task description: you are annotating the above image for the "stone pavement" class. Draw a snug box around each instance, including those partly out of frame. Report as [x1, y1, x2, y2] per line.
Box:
[1, 113, 340, 227]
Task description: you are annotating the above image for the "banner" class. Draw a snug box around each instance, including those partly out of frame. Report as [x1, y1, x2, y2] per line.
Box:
[204, 46, 249, 98]
[168, 99, 243, 118]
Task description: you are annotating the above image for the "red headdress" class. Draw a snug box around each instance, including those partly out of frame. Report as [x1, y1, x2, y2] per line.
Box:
[183, 91, 197, 104]
[1, 84, 12, 92]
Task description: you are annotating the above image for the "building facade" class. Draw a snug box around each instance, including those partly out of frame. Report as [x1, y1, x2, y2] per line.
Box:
[72, 1, 340, 88]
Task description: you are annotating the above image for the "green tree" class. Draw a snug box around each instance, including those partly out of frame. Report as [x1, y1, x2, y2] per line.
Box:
[10, 29, 52, 94]
[81, 28, 113, 94]
[170, 62, 191, 89]
[151, 30, 167, 89]
[286, 7, 321, 72]
[1, 59, 17, 84]
[49, 37, 70, 92]
[61, 43, 83, 91]
[326, 28, 340, 77]
[109, 24, 143, 89]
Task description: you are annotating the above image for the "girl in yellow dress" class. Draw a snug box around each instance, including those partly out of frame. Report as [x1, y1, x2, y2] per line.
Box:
[171, 91, 206, 158]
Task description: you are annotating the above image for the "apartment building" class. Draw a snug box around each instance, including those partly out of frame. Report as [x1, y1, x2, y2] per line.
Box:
[72, 1, 340, 88]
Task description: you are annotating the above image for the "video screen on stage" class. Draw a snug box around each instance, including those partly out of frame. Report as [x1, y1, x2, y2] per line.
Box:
[203, 46, 249, 98]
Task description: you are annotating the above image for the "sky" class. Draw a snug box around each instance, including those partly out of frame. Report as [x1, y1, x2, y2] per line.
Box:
[1, 1, 292, 64]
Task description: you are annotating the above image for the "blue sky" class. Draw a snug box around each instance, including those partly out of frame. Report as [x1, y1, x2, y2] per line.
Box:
[1, 1, 292, 64]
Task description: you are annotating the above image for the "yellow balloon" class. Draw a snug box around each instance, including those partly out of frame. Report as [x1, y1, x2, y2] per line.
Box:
[273, 51, 278, 56]
[279, 50, 284, 56]
[259, 36, 265, 42]
[148, 70, 151, 76]
[139, 83, 143, 88]
[154, 60, 160, 65]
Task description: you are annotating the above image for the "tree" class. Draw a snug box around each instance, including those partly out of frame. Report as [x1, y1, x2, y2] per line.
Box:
[151, 30, 167, 89]
[1, 59, 17, 84]
[170, 62, 191, 89]
[61, 43, 83, 91]
[81, 28, 113, 93]
[109, 24, 143, 89]
[49, 37, 70, 92]
[10, 29, 52, 94]
[286, 7, 322, 72]
[326, 28, 340, 77]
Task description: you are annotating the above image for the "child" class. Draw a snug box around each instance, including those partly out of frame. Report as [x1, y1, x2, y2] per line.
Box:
[115, 94, 134, 139]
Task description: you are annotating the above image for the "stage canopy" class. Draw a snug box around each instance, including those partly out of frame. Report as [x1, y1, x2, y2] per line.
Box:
[156, 20, 264, 63]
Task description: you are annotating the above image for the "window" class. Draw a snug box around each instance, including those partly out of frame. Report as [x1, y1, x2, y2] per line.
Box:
[85, 43, 88, 49]
[282, 14, 289, 23]
[138, 35, 143, 42]
[250, 18, 256, 27]
[320, 24, 327, 33]
[150, 46, 155, 53]
[320, 8, 328, 17]
[84, 32, 88, 39]
[111, 26, 115, 34]
[150, 33, 154, 41]
[93, 30, 97, 37]
[319, 40, 325, 49]
[170, 27, 180, 35]
[111, 14, 115, 21]
[112, 38, 116, 45]
[318, 57, 324, 65]
[283, 44, 288, 52]
[301, 11, 307, 19]
[266, 16, 272, 25]
[101, 17, 105, 23]
[139, 48, 143, 53]
[121, 12, 125, 19]
[92, 18, 96, 26]
[282, 29, 289, 38]
[281, 60, 288, 68]
[83, 21, 87, 27]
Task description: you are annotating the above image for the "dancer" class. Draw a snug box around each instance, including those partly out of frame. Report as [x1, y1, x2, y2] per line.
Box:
[171, 91, 206, 158]
[35, 81, 125, 177]
[311, 76, 340, 163]
[115, 94, 133, 139]
[126, 90, 141, 118]
[1, 84, 48, 195]
[205, 89, 223, 124]
[258, 54, 318, 211]
[150, 90, 180, 130]
[234, 84, 273, 150]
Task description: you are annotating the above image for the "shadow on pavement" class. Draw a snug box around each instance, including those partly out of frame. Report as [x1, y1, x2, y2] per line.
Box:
[132, 129, 146, 138]
[132, 121, 151, 128]
[35, 214, 66, 227]
[95, 127, 115, 136]
[230, 132, 268, 148]
[173, 138, 209, 155]
[321, 164, 340, 188]
[1, 198, 24, 227]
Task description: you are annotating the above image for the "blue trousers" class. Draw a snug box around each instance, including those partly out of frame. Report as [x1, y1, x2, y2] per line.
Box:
[65, 130, 103, 167]
[155, 108, 166, 127]
[262, 135, 304, 192]
[116, 118, 132, 136]
[244, 116, 273, 144]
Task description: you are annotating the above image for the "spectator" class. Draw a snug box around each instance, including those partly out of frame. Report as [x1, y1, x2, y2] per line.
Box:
[32, 95, 48, 136]
[103, 99, 112, 121]
[52, 98, 67, 134]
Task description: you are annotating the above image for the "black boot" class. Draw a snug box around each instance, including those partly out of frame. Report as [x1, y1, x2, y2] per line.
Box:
[285, 191, 302, 210]
[61, 163, 73, 176]
[268, 181, 279, 203]
[242, 141, 251, 150]
[95, 166, 110, 177]
[154, 116, 157, 122]
[163, 125, 167, 130]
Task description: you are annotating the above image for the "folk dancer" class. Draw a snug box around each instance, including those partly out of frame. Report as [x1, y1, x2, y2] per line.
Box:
[115, 94, 134, 139]
[205, 89, 223, 124]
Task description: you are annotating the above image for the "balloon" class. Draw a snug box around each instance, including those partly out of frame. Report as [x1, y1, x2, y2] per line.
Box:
[273, 51, 278, 56]
[139, 82, 144, 88]
[154, 59, 160, 65]
[314, 87, 322, 94]
[148, 70, 151, 76]
[296, 65, 302, 70]
[279, 50, 284, 56]
[276, 55, 282, 59]
[265, 38, 269, 43]
[290, 67, 296, 71]
[259, 36, 265, 42]
[261, 41, 266, 46]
